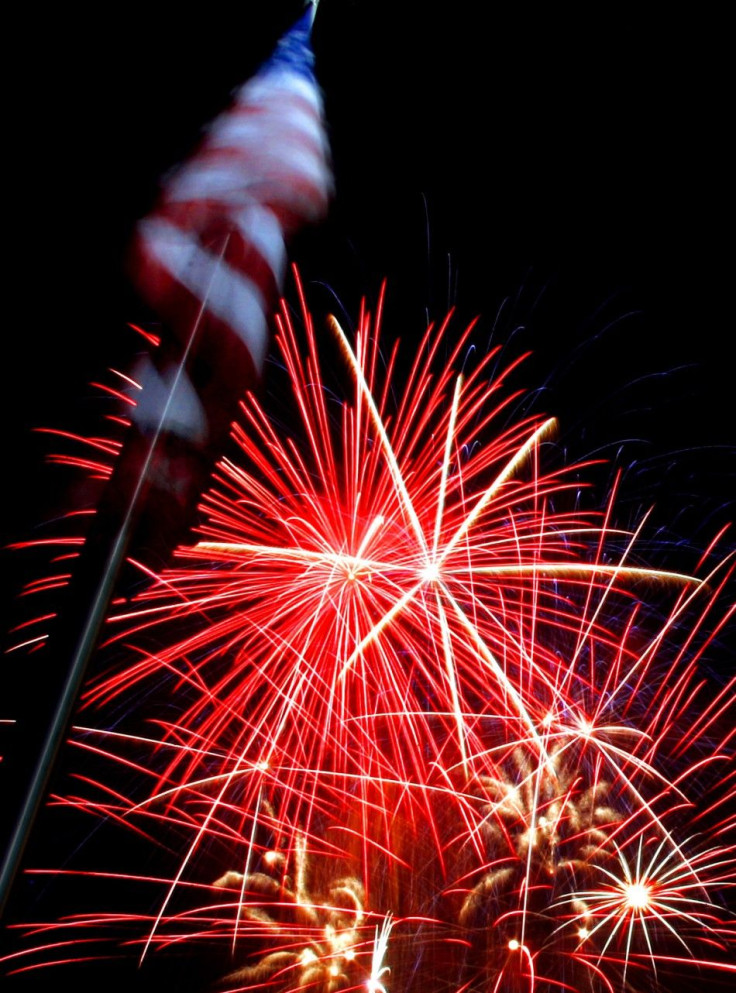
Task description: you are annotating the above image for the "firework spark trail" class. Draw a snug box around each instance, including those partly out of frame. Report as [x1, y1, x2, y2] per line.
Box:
[4, 284, 735, 992]
[83, 285, 689, 856]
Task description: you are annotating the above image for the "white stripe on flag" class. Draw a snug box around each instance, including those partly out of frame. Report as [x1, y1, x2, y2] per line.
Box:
[240, 71, 322, 107]
[130, 355, 209, 442]
[234, 204, 288, 284]
[140, 217, 272, 372]
[166, 149, 328, 204]
[206, 105, 326, 151]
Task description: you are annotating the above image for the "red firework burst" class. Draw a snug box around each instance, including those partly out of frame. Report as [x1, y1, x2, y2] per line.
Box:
[4, 280, 735, 993]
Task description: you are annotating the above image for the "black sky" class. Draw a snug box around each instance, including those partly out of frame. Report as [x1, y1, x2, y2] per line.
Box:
[5, 2, 731, 551]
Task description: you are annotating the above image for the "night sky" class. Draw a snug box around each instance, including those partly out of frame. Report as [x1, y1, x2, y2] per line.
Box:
[2, 2, 733, 989]
[4, 2, 731, 555]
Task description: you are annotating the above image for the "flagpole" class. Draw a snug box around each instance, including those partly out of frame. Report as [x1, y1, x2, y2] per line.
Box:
[0, 246, 228, 921]
[1, 0, 329, 923]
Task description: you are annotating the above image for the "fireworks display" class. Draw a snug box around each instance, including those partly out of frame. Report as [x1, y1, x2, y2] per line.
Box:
[3, 6, 734, 993]
[4, 279, 734, 992]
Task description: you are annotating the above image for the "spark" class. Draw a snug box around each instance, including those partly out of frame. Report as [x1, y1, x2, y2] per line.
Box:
[366, 914, 392, 993]
[5, 282, 734, 993]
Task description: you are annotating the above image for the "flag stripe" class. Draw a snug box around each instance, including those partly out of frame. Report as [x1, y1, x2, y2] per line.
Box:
[137, 217, 273, 372]
[128, 2, 331, 508]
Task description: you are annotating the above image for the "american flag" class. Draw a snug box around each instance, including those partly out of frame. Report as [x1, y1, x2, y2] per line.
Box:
[0, 3, 332, 911]
[123, 2, 331, 545]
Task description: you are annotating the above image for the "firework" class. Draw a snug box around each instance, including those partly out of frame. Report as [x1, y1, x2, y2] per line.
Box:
[4, 281, 735, 992]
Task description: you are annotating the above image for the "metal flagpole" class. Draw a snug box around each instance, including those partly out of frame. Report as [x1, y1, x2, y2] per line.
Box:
[1, 0, 329, 921]
[0, 241, 229, 919]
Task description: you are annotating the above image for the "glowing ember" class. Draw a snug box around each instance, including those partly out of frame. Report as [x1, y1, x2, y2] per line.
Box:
[624, 882, 651, 911]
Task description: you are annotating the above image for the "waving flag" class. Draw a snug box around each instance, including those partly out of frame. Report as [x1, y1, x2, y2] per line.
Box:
[0, 3, 332, 910]
[124, 1, 331, 544]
